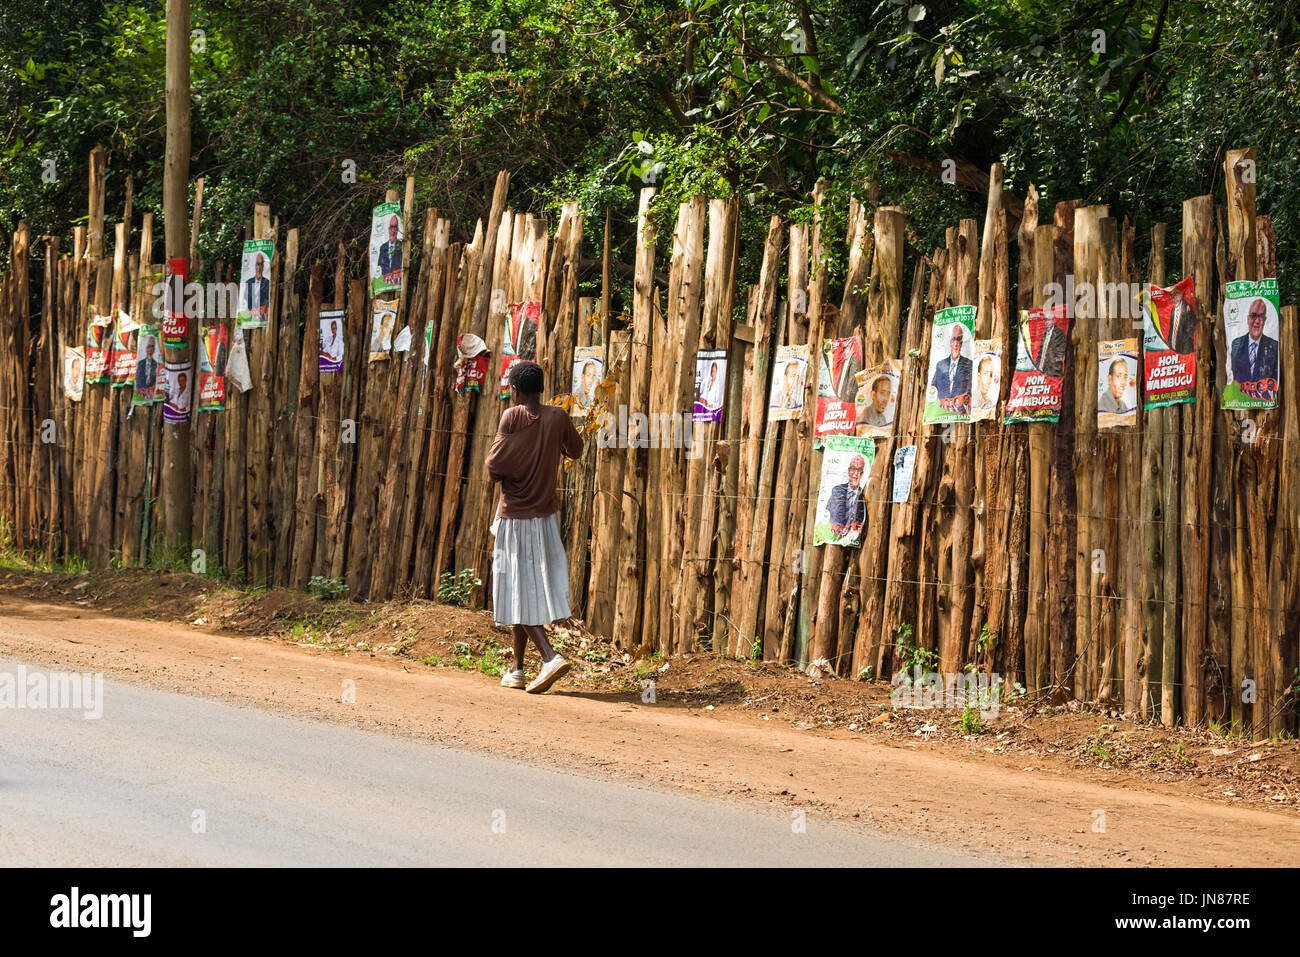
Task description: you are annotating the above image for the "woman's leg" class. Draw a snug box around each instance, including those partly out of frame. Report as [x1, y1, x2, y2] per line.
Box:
[525, 624, 557, 662]
[511, 625, 529, 671]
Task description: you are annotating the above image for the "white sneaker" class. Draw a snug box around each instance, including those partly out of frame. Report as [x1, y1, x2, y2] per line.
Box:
[525, 655, 571, 694]
[500, 669, 527, 690]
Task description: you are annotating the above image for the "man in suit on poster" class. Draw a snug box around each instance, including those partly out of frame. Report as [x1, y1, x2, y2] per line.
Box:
[134, 336, 158, 391]
[378, 215, 402, 279]
[1033, 313, 1066, 377]
[827, 453, 867, 539]
[244, 253, 270, 321]
[1164, 282, 1198, 354]
[931, 324, 972, 402]
[1230, 297, 1279, 385]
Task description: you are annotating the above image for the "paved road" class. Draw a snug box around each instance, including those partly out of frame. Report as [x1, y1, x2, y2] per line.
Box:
[0, 656, 996, 866]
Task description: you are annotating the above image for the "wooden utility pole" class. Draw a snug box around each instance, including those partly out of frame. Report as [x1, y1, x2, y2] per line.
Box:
[161, 0, 192, 551]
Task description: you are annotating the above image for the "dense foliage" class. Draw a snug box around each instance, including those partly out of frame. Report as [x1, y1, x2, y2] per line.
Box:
[2, 0, 1296, 299]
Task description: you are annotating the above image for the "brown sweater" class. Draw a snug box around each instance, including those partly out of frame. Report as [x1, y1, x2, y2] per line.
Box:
[485, 403, 584, 519]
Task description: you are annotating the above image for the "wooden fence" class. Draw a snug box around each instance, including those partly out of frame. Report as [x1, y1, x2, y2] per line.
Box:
[1, 147, 1296, 734]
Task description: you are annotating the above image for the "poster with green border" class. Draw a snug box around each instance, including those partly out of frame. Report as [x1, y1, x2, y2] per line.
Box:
[812, 433, 875, 547]
[1221, 278, 1281, 409]
[236, 239, 275, 329]
[370, 201, 404, 296]
[923, 305, 976, 424]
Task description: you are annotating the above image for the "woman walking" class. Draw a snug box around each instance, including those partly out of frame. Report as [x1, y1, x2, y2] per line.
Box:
[486, 360, 584, 693]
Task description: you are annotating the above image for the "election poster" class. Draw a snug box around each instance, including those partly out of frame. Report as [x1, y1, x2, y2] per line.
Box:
[815, 336, 863, 439]
[923, 305, 976, 424]
[369, 298, 398, 362]
[768, 344, 808, 421]
[813, 434, 875, 547]
[370, 201, 404, 296]
[970, 339, 1002, 422]
[319, 308, 345, 374]
[693, 349, 727, 422]
[1222, 278, 1281, 409]
[237, 240, 275, 329]
[455, 334, 490, 394]
[499, 300, 541, 398]
[162, 258, 188, 347]
[131, 325, 161, 405]
[892, 444, 916, 503]
[198, 325, 229, 412]
[162, 360, 192, 424]
[85, 309, 112, 385]
[855, 360, 900, 437]
[62, 346, 85, 402]
[1004, 305, 1068, 423]
[108, 318, 135, 387]
[571, 345, 603, 415]
[1097, 338, 1139, 429]
[1140, 276, 1197, 409]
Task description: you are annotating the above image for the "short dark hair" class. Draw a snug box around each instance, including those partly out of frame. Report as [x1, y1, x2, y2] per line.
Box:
[508, 360, 544, 396]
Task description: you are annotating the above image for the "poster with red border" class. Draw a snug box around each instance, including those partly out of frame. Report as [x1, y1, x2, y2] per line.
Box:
[814, 335, 863, 440]
[1140, 276, 1197, 409]
[198, 325, 228, 412]
[109, 318, 135, 387]
[1004, 304, 1068, 423]
[162, 258, 188, 347]
[499, 300, 541, 398]
[85, 309, 112, 385]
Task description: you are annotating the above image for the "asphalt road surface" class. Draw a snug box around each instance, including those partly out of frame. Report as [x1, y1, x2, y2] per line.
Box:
[0, 656, 996, 866]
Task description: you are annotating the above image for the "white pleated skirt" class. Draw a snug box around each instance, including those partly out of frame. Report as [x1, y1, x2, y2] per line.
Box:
[491, 512, 572, 626]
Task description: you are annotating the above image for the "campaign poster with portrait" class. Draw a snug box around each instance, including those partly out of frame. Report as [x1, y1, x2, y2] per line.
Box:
[131, 325, 162, 405]
[85, 309, 112, 385]
[237, 239, 275, 329]
[923, 305, 976, 424]
[892, 444, 916, 503]
[1097, 338, 1139, 429]
[969, 340, 1002, 423]
[370, 201, 404, 296]
[1222, 278, 1281, 409]
[108, 318, 136, 387]
[63, 346, 85, 402]
[162, 360, 193, 424]
[571, 345, 604, 416]
[162, 258, 188, 347]
[369, 298, 398, 362]
[198, 325, 229, 412]
[454, 333, 490, 393]
[815, 336, 863, 439]
[499, 300, 541, 398]
[768, 344, 808, 421]
[693, 349, 727, 422]
[855, 360, 900, 437]
[319, 308, 345, 374]
[1004, 305, 1069, 423]
[813, 434, 875, 547]
[1140, 275, 1197, 409]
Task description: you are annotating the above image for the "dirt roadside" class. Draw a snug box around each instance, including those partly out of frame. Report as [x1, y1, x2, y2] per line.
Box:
[1, 567, 1298, 866]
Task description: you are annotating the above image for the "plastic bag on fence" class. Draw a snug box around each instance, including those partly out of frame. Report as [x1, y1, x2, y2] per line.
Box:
[226, 326, 252, 393]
